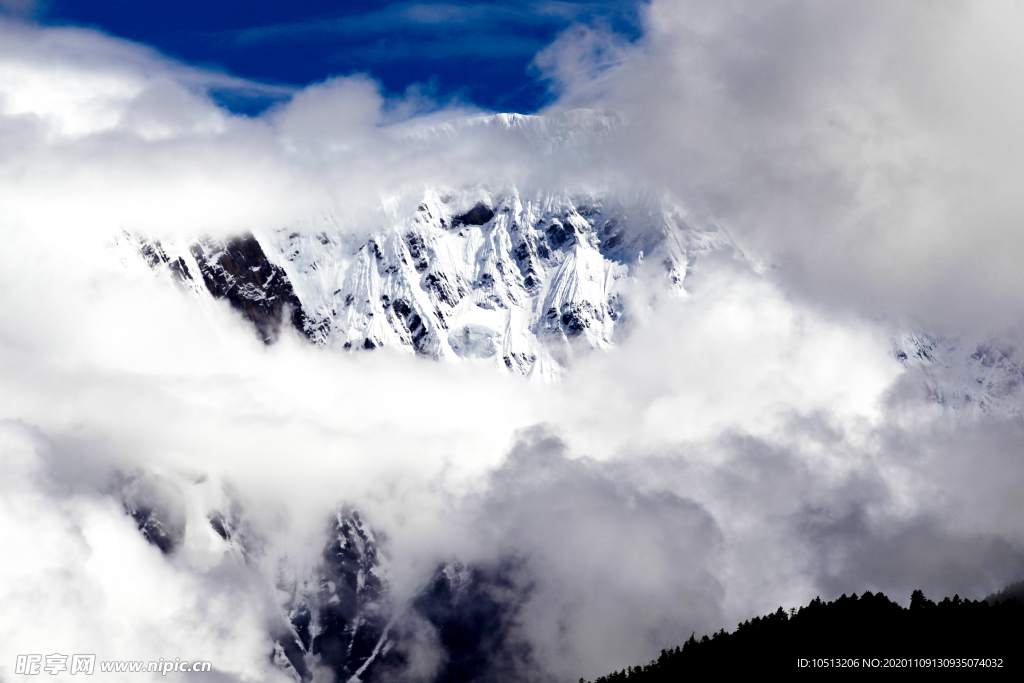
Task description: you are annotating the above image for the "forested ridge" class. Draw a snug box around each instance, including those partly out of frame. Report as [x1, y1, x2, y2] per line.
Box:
[587, 585, 1024, 680]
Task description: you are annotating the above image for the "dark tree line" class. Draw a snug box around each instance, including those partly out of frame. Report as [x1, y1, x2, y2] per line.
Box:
[586, 588, 1024, 681]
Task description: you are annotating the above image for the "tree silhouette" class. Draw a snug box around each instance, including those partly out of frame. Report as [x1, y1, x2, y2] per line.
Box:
[586, 586, 1023, 681]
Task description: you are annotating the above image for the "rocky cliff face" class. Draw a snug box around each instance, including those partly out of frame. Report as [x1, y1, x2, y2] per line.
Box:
[134, 232, 310, 344]
[268, 512, 539, 683]
[113, 469, 540, 683]
[274, 507, 393, 682]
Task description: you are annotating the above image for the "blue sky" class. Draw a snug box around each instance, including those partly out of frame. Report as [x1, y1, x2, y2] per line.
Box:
[29, 1, 644, 114]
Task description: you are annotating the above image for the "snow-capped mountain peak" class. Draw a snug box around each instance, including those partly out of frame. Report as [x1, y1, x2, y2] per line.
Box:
[124, 180, 737, 381]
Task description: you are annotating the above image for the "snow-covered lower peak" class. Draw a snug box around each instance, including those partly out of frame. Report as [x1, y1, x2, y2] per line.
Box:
[893, 329, 1024, 420]
[112, 469, 525, 683]
[124, 186, 737, 380]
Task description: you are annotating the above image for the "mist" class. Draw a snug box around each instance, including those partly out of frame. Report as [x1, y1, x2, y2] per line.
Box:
[538, 0, 1024, 331]
[2, 5, 1024, 682]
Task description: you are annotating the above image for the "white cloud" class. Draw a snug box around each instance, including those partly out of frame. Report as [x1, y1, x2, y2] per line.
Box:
[0, 424, 289, 682]
[539, 0, 1024, 331]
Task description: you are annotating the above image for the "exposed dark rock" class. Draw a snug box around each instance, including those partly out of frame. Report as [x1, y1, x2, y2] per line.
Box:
[424, 271, 463, 308]
[535, 235, 551, 260]
[412, 560, 539, 683]
[137, 237, 194, 286]
[369, 240, 384, 262]
[544, 220, 575, 250]
[451, 203, 495, 228]
[275, 507, 392, 683]
[601, 231, 623, 252]
[367, 558, 541, 683]
[273, 632, 309, 682]
[168, 256, 192, 282]
[665, 257, 684, 286]
[543, 301, 599, 339]
[392, 298, 432, 355]
[190, 234, 309, 344]
[125, 504, 179, 554]
[266, 503, 548, 683]
[208, 512, 229, 540]
[606, 294, 623, 323]
[561, 306, 590, 336]
[405, 233, 430, 272]
[119, 474, 186, 555]
[502, 352, 537, 374]
[512, 235, 546, 294]
[138, 238, 167, 269]
[305, 316, 333, 346]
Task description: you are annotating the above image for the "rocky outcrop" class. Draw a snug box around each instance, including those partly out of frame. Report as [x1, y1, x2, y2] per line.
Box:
[132, 232, 310, 344]
[189, 235, 310, 344]
[118, 472, 187, 555]
[269, 508, 391, 681]
[113, 482, 543, 683]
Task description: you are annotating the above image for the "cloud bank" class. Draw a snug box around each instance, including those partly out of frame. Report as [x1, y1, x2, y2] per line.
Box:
[2, 4, 1024, 682]
[538, 0, 1024, 331]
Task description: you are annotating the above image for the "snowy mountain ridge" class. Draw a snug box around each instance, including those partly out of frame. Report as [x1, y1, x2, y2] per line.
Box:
[122, 183, 737, 381]
[116, 108, 1024, 408]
